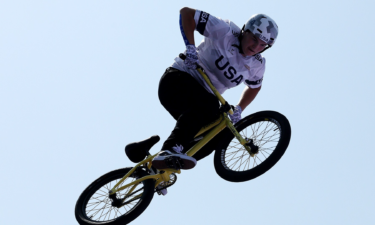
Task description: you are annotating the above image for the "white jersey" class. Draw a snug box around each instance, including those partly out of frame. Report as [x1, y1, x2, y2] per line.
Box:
[172, 10, 266, 94]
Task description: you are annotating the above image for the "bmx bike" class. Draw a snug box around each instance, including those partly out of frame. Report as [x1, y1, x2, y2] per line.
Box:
[75, 55, 291, 225]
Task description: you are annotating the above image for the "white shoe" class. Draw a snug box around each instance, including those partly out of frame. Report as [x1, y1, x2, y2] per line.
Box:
[152, 145, 197, 170]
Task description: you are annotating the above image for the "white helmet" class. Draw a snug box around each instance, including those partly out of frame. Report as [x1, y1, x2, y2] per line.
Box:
[244, 14, 278, 46]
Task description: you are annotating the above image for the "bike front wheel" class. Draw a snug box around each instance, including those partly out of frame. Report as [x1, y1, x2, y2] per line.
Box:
[214, 111, 291, 182]
[75, 167, 154, 225]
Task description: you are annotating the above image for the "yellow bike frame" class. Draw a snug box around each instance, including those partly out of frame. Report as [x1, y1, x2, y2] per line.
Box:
[108, 67, 254, 204]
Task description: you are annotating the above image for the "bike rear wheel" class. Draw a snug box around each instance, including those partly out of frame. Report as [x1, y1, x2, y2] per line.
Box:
[75, 168, 154, 225]
[214, 111, 291, 182]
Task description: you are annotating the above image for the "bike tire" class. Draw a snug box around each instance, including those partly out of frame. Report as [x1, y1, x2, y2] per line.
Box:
[75, 168, 154, 225]
[214, 111, 291, 182]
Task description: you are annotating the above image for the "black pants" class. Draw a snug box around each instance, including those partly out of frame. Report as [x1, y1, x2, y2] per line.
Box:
[158, 67, 220, 151]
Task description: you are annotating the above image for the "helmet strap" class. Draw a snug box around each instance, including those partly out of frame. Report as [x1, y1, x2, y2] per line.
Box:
[231, 26, 245, 54]
[259, 45, 271, 54]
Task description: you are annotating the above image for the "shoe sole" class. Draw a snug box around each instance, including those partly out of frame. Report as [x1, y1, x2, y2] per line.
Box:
[153, 155, 197, 170]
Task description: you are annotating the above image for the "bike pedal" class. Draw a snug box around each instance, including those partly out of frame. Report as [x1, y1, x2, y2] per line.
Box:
[157, 188, 168, 196]
[165, 156, 184, 170]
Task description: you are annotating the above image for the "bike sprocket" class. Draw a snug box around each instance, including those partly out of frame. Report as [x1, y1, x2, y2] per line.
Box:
[155, 173, 177, 194]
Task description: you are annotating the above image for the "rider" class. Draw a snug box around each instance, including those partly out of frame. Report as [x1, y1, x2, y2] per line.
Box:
[152, 7, 279, 171]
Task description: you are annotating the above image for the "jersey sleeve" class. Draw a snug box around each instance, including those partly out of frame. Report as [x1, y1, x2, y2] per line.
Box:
[194, 10, 231, 40]
[244, 57, 266, 89]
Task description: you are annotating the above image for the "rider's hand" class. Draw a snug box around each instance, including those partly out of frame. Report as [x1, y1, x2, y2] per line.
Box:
[184, 45, 199, 69]
[229, 105, 242, 124]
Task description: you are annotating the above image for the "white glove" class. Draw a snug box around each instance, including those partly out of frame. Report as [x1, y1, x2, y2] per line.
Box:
[229, 105, 242, 124]
[184, 45, 199, 69]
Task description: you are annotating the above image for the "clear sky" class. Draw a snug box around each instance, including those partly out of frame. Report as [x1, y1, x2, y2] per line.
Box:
[1, 0, 374, 224]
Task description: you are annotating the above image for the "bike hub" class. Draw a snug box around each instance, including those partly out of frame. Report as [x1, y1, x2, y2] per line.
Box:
[246, 139, 259, 154]
[109, 193, 123, 208]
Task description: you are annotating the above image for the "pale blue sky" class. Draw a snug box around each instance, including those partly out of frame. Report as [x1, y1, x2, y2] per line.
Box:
[1, 0, 374, 224]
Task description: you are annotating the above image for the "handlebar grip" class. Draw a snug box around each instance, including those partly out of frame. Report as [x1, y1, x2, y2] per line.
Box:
[179, 53, 202, 70]
[179, 53, 186, 61]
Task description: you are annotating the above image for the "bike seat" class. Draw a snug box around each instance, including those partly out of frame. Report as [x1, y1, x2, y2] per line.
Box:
[125, 135, 160, 163]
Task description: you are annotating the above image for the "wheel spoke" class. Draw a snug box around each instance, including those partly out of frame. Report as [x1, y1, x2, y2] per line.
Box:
[83, 173, 146, 222]
[224, 118, 281, 172]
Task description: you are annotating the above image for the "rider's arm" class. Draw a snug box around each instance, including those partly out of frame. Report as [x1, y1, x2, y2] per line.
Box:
[180, 7, 196, 45]
[180, 8, 230, 42]
[237, 86, 261, 111]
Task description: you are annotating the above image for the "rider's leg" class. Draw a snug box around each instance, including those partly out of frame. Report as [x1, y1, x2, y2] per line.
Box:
[159, 67, 220, 149]
[153, 67, 220, 169]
